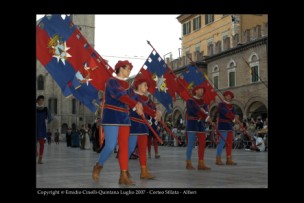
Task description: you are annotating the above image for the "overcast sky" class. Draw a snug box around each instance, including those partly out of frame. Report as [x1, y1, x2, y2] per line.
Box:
[37, 15, 182, 76]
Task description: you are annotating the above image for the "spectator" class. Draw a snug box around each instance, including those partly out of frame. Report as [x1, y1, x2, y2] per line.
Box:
[66, 127, 72, 147]
[47, 129, 52, 145]
[250, 133, 266, 152]
[54, 129, 60, 144]
[255, 117, 264, 130]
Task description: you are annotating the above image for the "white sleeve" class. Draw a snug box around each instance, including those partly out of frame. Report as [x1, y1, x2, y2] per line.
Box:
[256, 137, 262, 145]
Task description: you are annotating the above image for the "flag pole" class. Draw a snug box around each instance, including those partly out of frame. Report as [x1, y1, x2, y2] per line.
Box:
[159, 120, 181, 144]
[241, 57, 268, 88]
[93, 51, 115, 76]
[140, 114, 163, 144]
[147, 40, 192, 100]
[146, 40, 184, 140]
[146, 40, 156, 51]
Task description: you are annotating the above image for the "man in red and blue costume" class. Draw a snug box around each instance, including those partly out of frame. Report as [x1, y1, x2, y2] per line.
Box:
[128, 77, 161, 179]
[147, 100, 161, 159]
[216, 90, 239, 165]
[92, 60, 144, 185]
[185, 85, 211, 170]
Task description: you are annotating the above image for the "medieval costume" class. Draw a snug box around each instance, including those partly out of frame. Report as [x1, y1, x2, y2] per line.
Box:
[215, 91, 237, 165]
[128, 78, 157, 179]
[92, 60, 138, 185]
[185, 85, 211, 170]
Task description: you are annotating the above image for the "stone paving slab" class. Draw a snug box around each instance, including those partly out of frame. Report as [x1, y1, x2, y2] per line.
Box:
[36, 143, 267, 188]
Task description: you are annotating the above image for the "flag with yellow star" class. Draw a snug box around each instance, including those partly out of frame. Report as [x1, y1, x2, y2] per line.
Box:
[136, 50, 179, 113]
[36, 15, 113, 112]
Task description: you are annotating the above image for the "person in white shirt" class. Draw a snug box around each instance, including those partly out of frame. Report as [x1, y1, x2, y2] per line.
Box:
[250, 134, 265, 152]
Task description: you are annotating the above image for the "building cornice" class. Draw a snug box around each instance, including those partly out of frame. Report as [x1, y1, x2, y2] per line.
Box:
[177, 14, 193, 23]
[203, 36, 268, 63]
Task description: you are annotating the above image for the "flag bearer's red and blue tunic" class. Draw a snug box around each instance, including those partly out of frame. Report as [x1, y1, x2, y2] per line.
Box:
[186, 96, 209, 161]
[97, 77, 138, 171]
[128, 90, 156, 166]
[216, 92, 237, 158]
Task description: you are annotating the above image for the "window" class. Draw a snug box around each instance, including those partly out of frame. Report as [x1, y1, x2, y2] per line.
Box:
[233, 34, 239, 47]
[72, 99, 76, 114]
[207, 38, 213, 46]
[244, 29, 250, 43]
[205, 14, 214, 25]
[229, 71, 235, 87]
[207, 37, 214, 56]
[183, 21, 191, 35]
[213, 75, 219, 89]
[251, 66, 259, 82]
[249, 53, 260, 83]
[212, 65, 219, 89]
[48, 98, 58, 115]
[215, 41, 221, 54]
[208, 44, 214, 56]
[193, 16, 201, 31]
[37, 75, 44, 90]
[227, 61, 236, 87]
[223, 37, 230, 50]
[222, 31, 229, 51]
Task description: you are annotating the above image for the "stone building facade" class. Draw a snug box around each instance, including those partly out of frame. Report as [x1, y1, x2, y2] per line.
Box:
[151, 15, 268, 127]
[36, 15, 96, 134]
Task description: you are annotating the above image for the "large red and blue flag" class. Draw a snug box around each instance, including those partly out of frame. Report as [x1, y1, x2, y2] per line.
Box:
[136, 50, 178, 113]
[178, 65, 218, 106]
[36, 15, 113, 112]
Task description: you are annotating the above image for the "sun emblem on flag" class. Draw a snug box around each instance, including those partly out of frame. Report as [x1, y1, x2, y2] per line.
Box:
[153, 74, 168, 93]
[48, 35, 72, 65]
[187, 82, 194, 91]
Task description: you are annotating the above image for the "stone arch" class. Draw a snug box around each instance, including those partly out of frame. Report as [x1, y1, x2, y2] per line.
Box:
[232, 104, 244, 121]
[208, 101, 244, 121]
[163, 110, 172, 127]
[231, 99, 245, 113]
[172, 107, 183, 128]
[245, 97, 268, 120]
[231, 99, 245, 120]
[37, 74, 44, 90]
[212, 65, 219, 72]
[249, 52, 259, 62]
[227, 59, 236, 68]
[209, 104, 218, 122]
